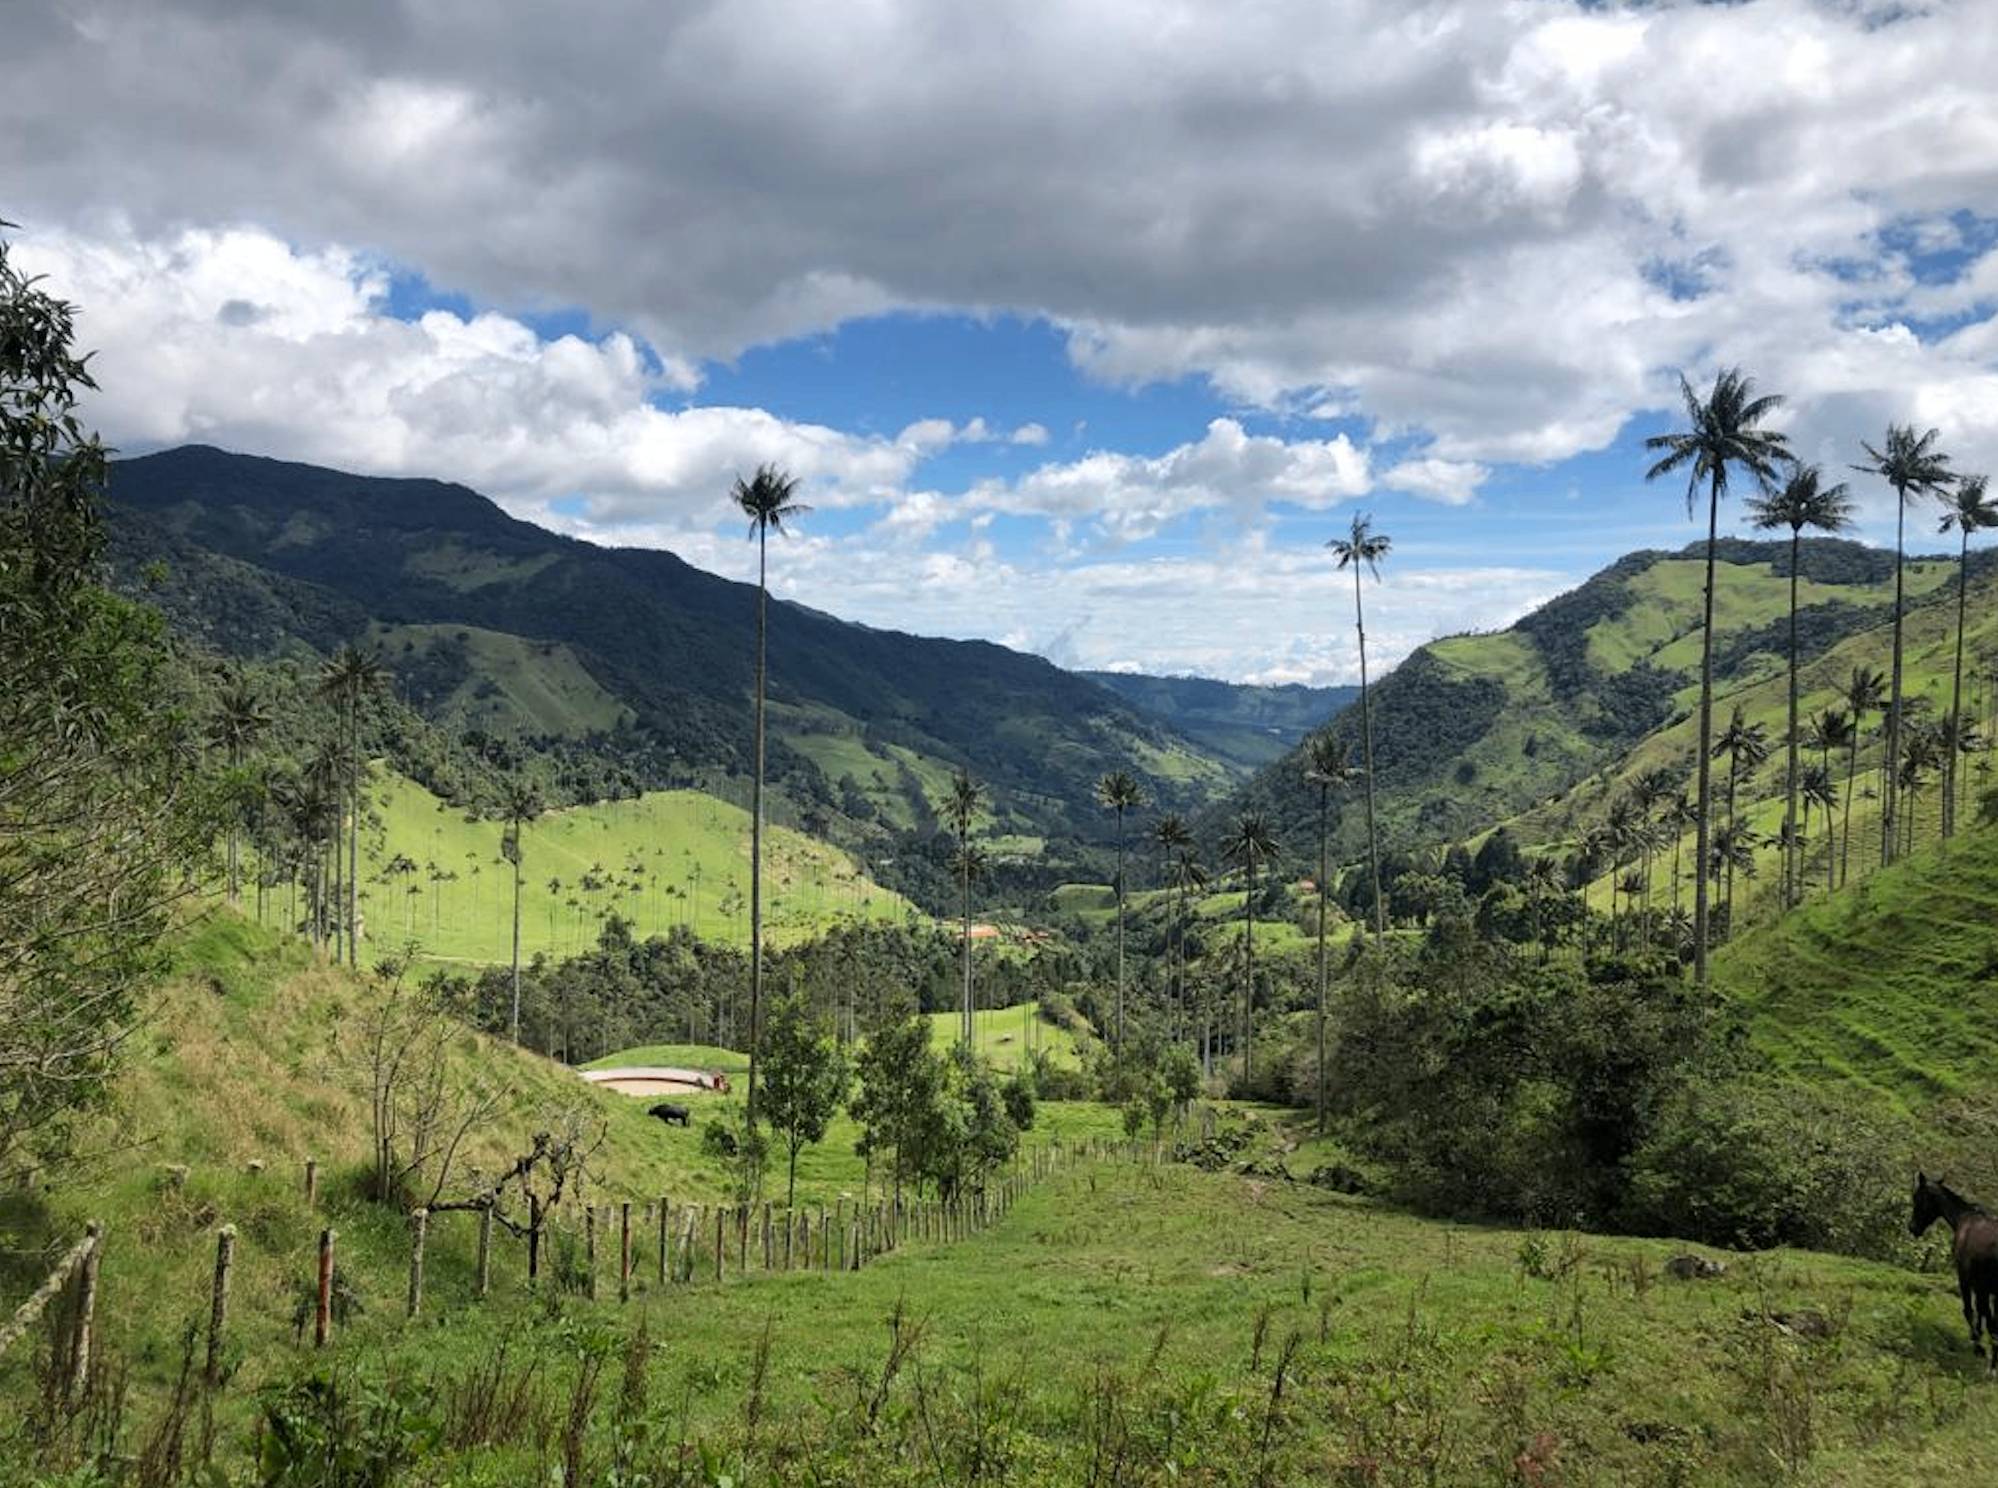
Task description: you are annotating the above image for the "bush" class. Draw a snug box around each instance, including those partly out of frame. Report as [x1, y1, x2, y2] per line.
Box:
[1623, 1078, 1911, 1259]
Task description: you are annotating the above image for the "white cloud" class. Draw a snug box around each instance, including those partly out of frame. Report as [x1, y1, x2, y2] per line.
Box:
[1010, 422, 1050, 447]
[1382, 457, 1488, 506]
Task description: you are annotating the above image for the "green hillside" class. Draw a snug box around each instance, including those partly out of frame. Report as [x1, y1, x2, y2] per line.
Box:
[372, 621, 635, 738]
[355, 770, 916, 964]
[1714, 820, 1998, 1112]
[922, 1000, 1090, 1070]
[1221, 536, 1981, 871]
[1083, 670, 1358, 772]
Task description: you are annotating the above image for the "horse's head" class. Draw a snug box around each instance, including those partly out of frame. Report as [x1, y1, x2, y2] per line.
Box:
[1912, 1170, 1947, 1237]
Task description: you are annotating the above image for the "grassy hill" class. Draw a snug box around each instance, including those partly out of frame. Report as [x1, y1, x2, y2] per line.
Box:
[353, 770, 916, 964]
[1218, 537, 1973, 865]
[1714, 820, 1998, 1113]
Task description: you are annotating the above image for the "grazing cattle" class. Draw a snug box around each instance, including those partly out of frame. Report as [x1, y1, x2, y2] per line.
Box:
[1911, 1171, 1998, 1368]
[648, 1102, 691, 1128]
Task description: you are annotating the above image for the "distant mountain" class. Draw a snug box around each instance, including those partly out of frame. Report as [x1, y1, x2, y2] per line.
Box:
[1082, 672, 1358, 774]
[1210, 536, 1967, 861]
[104, 446, 1235, 893]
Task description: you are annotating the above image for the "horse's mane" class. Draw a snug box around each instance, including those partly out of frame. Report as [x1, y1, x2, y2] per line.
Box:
[1939, 1180, 1988, 1216]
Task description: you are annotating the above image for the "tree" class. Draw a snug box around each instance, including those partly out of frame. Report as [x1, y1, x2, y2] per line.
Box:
[1302, 732, 1359, 1133]
[1094, 770, 1145, 1048]
[849, 1010, 943, 1214]
[318, 646, 386, 967]
[207, 676, 271, 907]
[1804, 708, 1851, 892]
[944, 767, 985, 1046]
[1939, 474, 1998, 841]
[1222, 813, 1279, 1083]
[1644, 368, 1790, 985]
[1150, 813, 1193, 1043]
[1169, 847, 1210, 1068]
[0, 228, 218, 1184]
[501, 780, 543, 1044]
[760, 990, 850, 1205]
[1327, 513, 1392, 939]
[1711, 708, 1769, 931]
[1802, 763, 1837, 893]
[1854, 425, 1956, 866]
[1746, 466, 1853, 906]
[1839, 665, 1886, 888]
[733, 464, 810, 1129]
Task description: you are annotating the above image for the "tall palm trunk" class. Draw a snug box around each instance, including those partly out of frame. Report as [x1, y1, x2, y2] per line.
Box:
[1883, 493, 1908, 865]
[509, 814, 524, 1044]
[747, 528, 768, 1126]
[1113, 808, 1126, 1049]
[1725, 754, 1740, 932]
[1782, 531, 1802, 906]
[1352, 566, 1385, 939]
[1946, 525, 1972, 842]
[1840, 723, 1861, 889]
[960, 859, 973, 1047]
[346, 702, 360, 968]
[1692, 471, 1721, 987]
[1314, 784, 1330, 1135]
[1240, 851, 1256, 1084]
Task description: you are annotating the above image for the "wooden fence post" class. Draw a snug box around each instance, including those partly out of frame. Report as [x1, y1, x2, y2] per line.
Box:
[406, 1209, 428, 1320]
[682, 1208, 697, 1283]
[304, 1157, 318, 1208]
[315, 1228, 335, 1346]
[477, 1203, 493, 1300]
[206, 1225, 236, 1385]
[67, 1223, 102, 1400]
[714, 1205, 725, 1283]
[620, 1202, 632, 1303]
[585, 1206, 599, 1302]
[658, 1199, 670, 1286]
[761, 1202, 773, 1271]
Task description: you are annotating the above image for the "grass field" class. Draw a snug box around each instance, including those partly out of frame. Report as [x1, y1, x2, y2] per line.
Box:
[371, 621, 634, 738]
[340, 770, 917, 965]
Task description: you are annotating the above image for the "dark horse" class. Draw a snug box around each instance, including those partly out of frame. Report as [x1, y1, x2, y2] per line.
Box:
[1911, 1171, 1998, 1367]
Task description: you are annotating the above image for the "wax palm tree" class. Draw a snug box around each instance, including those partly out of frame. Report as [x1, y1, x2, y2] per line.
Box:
[734, 464, 810, 1126]
[317, 646, 386, 966]
[500, 780, 543, 1044]
[1854, 425, 1956, 865]
[1095, 770, 1145, 1048]
[1168, 846, 1208, 1060]
[1802, 763, 1837, 892]
[1222, 813, 1279, 1083]
[1630, 765, 1678, 913]
[1805, 708, 1851, 890]
[1938, 475, 1998, 840]
[1898, 723, 1945, 857]
[1747, 466, 1854, 906]
[1645, 368, 1789, 984]
[1327, 514, 1392, 939]
[1711, 708, 1770, 929]
[944, 767, 985, 1046]
[1708, 822, 1758, 938]
[208, 677, 272, 906]
[1151, 813, 1193, 1043]
[951, 838, 988, 1040]
[1666, 792, 1697, 914]
[1303, 733, 1360, 1133]
[1839, 665, 1887, 887]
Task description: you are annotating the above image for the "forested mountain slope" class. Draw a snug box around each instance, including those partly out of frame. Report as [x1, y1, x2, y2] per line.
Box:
[105, 446, 1235, 879]
[1082, 671, 1358, 772]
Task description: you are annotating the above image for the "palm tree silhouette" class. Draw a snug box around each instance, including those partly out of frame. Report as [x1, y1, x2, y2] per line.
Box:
[1854, 425, 1956, 866]
[501, 779, 543, 1043]
[1839, 665, 1886, 887]
[317, 646, 387, 966]
[1222, 813, 1279, 1083]
[1645, 367, 1789, 985]
[1802, 763, 1837, 892]
[1805, 708, 1851, 891]
[1327, 513, 1392, 939]
[1150, 813, 1193, 1043]
[1939, 474, 1998, 841]
[1095, 770, 1145, 1049]
[1711, 708, 1770, 930]
[1747, 465, 1853, 906]
[208, 676, 271, 907]
[1167, 845, 1207, 1062]
[944, 766, 985, 1046]
[1303, 733, 1360, 1132]
[734, 463, 810, 1128]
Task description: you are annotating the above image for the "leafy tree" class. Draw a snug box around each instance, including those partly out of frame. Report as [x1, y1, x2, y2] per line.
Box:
[1853, 425, 1956, 865]
[849, 1010, 940, 1212]
[1747, 467, 1853, 905]
[1939, 474, 1998, 839]
[0, 229, 219, 1184]
[1094, 770, 1145, 1047]
[944, 767, 985, 1044]
[1326, 513, 1392, 938]
[1222, 812, 1279, 1083]
[1302, 733, 1359, 1132]
[733, 464, 810, 1127]
[760, 990, 850, 1204]
[1645, 367, 1789, 986]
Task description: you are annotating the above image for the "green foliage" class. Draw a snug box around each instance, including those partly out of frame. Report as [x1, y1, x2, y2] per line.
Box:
[759, 991, 849, 1203]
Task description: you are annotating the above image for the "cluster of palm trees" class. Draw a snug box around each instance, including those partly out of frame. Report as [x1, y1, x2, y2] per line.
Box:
[1634, 371, 1996, 975]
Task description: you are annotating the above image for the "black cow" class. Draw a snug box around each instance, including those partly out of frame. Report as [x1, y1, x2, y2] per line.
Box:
[648, 1101, 691, 1128]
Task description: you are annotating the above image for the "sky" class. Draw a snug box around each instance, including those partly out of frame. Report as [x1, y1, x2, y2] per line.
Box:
[8, 0, 1998, 684]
